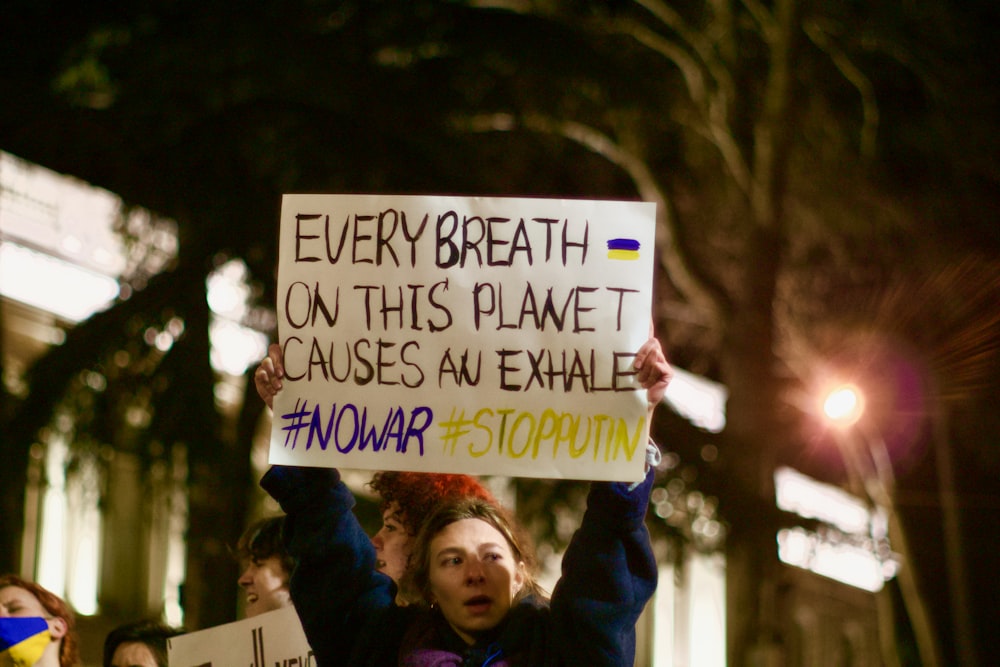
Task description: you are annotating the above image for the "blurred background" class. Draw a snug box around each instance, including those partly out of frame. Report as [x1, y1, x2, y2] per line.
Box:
[1, 1, 997, 665]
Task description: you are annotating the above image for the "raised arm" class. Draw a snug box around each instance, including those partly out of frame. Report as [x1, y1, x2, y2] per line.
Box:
[552, 471, 657, 666]
[260, 465, 397, 664]
[550, 333, 669, 666]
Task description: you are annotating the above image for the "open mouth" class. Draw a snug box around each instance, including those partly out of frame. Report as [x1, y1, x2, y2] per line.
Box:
[463, 595, 492, 613]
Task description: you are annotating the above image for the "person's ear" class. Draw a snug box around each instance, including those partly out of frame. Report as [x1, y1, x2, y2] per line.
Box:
[47, 616, 68, 640]
[512, 561, 526, 596]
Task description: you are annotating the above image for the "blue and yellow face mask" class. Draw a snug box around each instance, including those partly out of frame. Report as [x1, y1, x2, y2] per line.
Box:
[0, 617, 52, 667]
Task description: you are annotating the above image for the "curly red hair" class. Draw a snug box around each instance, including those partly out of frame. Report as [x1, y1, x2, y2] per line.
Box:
[0, 574, 80, 667]
[367, 472, 496, 535]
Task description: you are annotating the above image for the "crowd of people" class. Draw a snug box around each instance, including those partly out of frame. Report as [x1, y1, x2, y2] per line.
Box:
[3, 329, 671, 667]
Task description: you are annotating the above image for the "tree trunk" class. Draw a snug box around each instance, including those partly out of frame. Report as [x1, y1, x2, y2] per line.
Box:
[720, 0, 801, 660]
[164, 273, 243, 629]
[720, 223, 785, 667]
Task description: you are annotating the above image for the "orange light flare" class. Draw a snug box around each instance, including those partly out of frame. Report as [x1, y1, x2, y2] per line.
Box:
[820, 383, 866, 428]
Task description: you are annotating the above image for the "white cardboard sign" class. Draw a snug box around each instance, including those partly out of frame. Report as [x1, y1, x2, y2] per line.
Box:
[167, 606, 313, 667]
[268, 194, 656, 481]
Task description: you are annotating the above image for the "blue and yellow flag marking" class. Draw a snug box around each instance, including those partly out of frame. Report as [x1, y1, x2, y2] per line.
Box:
[606, 238, 641, 261]
[0, 617, 51, 667]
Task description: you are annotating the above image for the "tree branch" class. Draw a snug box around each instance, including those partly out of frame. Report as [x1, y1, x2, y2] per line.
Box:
[615, 16, 753, 196]
[453, 111, 724, 327]
[805, 18, 880, 161]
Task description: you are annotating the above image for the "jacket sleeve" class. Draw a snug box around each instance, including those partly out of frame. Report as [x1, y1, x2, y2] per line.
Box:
[549, 468, 658, 667]
[260, 465, 396, 665]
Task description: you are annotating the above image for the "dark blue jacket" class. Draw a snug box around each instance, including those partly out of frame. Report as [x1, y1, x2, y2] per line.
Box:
[261, 465, 657, 666]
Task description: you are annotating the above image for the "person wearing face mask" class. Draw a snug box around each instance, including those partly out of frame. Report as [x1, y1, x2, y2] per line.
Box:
[235, 515, 296, 617]
[102, 619, 182, 667]
[0, 574, 80, 667]
[259, 334, 671, 666]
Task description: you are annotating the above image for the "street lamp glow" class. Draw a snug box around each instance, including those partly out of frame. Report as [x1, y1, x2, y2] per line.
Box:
[822, 384, 865, 427]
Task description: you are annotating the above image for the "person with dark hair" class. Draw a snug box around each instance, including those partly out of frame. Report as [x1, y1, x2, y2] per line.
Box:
[235, 515, 296, 617]
[0, 574, 80, 667]
[102, 619, 182, 667]
[258, 334, 672, 666]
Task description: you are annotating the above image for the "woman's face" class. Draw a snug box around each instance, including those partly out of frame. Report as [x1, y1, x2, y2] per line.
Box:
[426, 518, 524, 645]
[237, 555, 291, 618]
[109, 641, 160, 667]
[0, 584, 66, 653]
[371, 502, 412, 582]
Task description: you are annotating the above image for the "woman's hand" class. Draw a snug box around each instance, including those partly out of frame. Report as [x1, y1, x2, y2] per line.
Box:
[633, 334, 672, 409]
[254, 343, 285, 408]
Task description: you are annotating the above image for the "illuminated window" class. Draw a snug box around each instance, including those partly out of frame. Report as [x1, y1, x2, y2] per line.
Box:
[774, 466, 898, 592]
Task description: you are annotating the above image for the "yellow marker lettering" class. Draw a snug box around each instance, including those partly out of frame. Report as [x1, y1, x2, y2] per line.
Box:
[468, 408, 495, 458]
[507, 412, 537, 459]
[439, 406, 645, 463]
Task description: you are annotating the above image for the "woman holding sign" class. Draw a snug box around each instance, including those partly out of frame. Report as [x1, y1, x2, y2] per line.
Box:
[257, 334, 670, 666]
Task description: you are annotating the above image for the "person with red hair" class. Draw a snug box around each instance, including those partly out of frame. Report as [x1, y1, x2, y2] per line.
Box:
[0, 574, 80, 667]
[366, 471, 498, 583]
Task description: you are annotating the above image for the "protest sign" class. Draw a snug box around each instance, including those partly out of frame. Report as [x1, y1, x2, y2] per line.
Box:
[268, 194, 656, 481]
[167, 606, 312, 667]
